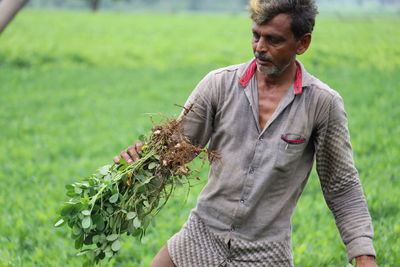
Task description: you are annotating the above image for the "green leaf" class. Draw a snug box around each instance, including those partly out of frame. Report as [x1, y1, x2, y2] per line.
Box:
[127, 212, 136, 220]
[119, 158, 128, 166]
[80, 197, 90, 205]
[148, 162, 157, 170]
[75, 235, 84, 249]
[72, 224, 82, 236]
[74, 187, 83, 194]
[84, 235, 93, 245]
[109, 193, 119, 203]
[128, 220, 136, 235]
[103, 173, 112, 181]
[81, 210, 91, 216]
[96, 220, 105, 231]
[86, 250, 95, 261]
[54, 218, 65, 228]
[60, 204, 74, 216]
[133, 217, 141, 228]
[143, 170, 152, 176]
[143, 201, 150, 208]
[143, 216, 151, 229]
[76, 250, 90, 257]
[98, 165, 111, 176]
[111, 240, 121, 252]
[92, 235, 100, 244]
[109, 217, 115, 228]
[60, 202, 78, 216]
[138, 134, 146, 142]
[82, 217, 92, 229]
[93, 214, 105, 231]
[65, 184, 74, 190]
[142, 175, 154, 184]
[106, 234, 119, 241]
[105, 251, 113, 258]
[106, 206, 114, 214]
[99, 234, 106, 242]
[132, 227, 143, 237]
[66, 190, 79, 197]
[98, 251, 105, 260]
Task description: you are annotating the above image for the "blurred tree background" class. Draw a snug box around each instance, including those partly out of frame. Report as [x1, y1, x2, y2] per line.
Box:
[1, 0, 400, 34]
[21, 0, 400, 13]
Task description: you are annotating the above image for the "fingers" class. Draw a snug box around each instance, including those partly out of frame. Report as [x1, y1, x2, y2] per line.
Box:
[135, 141, 143, 154]
[117, 141, 143, 165]
[126, 145, 140, 163]
[120, 149, 133, 164]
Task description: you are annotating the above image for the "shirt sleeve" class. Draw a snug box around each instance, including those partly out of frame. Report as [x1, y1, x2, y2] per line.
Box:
[179, 71, 218, 148]
[314, 93, 376, 262]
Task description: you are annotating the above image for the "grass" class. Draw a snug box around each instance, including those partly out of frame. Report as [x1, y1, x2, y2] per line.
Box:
[0, 9, 399, 267]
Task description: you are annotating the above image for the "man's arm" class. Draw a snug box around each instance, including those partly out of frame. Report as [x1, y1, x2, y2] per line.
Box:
[179, 71, 218, 147]
[314, 93, 377, 265]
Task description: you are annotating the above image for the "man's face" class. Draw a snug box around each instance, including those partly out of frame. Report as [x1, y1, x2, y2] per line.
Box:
[252, 13, 303, 76]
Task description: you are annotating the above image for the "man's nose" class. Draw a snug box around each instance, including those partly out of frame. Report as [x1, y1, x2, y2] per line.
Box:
[256, 37, 268, 53]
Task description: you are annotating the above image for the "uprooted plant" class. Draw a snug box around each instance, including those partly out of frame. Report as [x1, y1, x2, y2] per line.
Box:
[54, 106, 217, 266]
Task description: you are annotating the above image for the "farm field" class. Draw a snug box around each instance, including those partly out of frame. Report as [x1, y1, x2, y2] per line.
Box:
[0, 9, 399, 267]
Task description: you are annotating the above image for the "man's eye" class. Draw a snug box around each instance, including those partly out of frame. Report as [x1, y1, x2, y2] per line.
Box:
[252, 33, 260, 40]
[269, 37, 283, 45]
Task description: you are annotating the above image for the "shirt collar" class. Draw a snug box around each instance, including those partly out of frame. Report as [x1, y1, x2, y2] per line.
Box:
[239, 59, 305, 95]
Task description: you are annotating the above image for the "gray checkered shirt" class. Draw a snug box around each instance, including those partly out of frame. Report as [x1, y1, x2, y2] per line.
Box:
[180, 59, 375, 262]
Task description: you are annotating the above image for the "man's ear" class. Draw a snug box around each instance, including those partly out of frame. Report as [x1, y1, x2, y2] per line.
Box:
[296, 33, 312, 55]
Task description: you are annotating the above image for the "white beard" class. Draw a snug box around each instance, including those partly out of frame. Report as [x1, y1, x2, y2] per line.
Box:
[256, 60, 291, 76]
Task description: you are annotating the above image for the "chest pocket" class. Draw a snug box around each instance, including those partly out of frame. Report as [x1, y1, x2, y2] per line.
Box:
[274, 133, 308, 173]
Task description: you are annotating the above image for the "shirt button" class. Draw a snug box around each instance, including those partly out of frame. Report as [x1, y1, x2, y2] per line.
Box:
[240, 199, 245, 204]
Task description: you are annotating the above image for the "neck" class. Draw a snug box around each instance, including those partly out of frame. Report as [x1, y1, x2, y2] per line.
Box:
[256, 60, 297, 89]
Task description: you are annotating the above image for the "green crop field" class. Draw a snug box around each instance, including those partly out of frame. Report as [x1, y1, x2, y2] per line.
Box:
[0, 9, 399, 267]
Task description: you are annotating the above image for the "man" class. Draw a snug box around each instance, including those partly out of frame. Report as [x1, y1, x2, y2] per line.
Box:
[115, 0, 378, 266]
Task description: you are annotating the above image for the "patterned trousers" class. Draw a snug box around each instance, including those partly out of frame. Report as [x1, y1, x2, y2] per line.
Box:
[167, 214, 293, 267]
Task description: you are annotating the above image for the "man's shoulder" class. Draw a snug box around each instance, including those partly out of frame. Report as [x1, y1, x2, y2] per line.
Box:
[302, 65, 342, 102]
[206, 60, 252, 80]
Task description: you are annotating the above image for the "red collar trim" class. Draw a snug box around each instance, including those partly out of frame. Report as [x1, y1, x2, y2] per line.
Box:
[239, 60, 257, 87]
[239, 59, 303, 95]
[293, 61, 303, 95]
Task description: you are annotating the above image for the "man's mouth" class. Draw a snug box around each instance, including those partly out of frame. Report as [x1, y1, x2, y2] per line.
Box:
[256, 58, 272, 65]
[254, 53, 273, 65]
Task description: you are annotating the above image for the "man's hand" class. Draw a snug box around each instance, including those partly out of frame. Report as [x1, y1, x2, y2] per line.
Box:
[113, 141, 142, 164]
[355, 255, 378, 267]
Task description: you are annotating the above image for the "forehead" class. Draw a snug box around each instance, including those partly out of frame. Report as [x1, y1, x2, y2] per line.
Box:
[252, 13, 293, 37]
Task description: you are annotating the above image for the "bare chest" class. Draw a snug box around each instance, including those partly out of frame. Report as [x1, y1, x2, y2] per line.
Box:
[258, 87, 287, 131]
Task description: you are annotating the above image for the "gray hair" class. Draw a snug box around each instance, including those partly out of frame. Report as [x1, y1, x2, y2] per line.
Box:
[249, 0, 318, 39]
